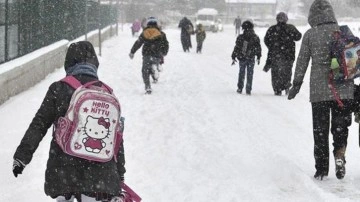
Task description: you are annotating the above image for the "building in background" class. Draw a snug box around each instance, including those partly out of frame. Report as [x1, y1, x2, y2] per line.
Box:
[225, 0, 277, 20]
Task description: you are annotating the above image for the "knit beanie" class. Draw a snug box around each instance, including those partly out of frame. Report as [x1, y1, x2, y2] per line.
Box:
[276, 12, 288, 23]
[241, 20, 254, 30]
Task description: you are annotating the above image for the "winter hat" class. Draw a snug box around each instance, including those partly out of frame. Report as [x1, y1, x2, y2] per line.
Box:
[147, 17, 158, 26]
[64, 41, 99, 70]
[276, 12, 288, 23]
[308, 0, 337, 27]
[241, 20, 254, 30]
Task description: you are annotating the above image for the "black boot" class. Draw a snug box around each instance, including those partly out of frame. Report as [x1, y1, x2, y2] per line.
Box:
[314, 170, 328, 180]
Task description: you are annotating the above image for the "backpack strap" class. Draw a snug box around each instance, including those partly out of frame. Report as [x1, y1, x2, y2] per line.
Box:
[61, 76, 113, 94]
[61, 76, 82, 89]
[328, 72, 344, 108]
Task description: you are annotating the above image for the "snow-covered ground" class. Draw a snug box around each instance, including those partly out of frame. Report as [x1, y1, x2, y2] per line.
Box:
[2, 23, 360, 202]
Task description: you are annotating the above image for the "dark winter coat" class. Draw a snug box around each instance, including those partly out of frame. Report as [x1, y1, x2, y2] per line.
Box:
[130, 25, 169, 58]
[195, 27, 206, 43]
[264, 22, 302, 62]
[178, 17, 194, 50]
[13, 41, 125, 199]
[231, 29, 262, 61]
[292, 0, 354, 102]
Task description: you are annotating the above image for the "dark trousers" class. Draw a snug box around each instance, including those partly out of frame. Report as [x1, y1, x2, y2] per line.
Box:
[311, 100, 352, 174]
[142, 56, 160, 90]
[196, 41, 203, 53]
[271, 59, 294, 93]
[181, 33, 192, 52]
[235, 26, 241, 35]
[237, 59, 255, 92]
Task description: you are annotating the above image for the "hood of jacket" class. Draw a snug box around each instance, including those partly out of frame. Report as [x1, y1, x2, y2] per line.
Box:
[143, 26, 162, 41]
[64, 41, 99, 71]
[308, 0, 337, 27]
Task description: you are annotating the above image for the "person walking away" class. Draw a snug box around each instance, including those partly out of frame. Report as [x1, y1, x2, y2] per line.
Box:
[195, 24, 206, 53]
[288, 0, 353, 180]
[234, 16, 242, 36]
[264, 12, 302, 96]
[141, 17, 147, 30]
[129, 17, 169, 94]
[231, 20, 261, 95]
[12, 41, 126, 202]
[178, 17, 194, 52]
[131, 19, 142, 37]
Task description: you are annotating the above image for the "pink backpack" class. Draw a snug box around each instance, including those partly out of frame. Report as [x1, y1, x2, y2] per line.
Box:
[54, 76, 123, 162]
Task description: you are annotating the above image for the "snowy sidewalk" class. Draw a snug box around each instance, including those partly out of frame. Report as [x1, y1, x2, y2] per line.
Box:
[2, 24, 360, 201]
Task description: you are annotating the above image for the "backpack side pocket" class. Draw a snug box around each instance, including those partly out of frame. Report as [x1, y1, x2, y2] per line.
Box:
[54, 117, 72, 150]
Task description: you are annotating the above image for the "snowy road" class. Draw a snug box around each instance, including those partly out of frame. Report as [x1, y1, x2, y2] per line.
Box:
[2, 23, 360, 201]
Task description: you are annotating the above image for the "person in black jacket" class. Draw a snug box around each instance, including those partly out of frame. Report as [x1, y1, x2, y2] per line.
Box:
[12, 41, 126, 202]
[231, 21, 262, 95]
[178, 17, 194, 52]
[264, 12, 302, 96]
[129, 17, 169, 94]
[234, 16, 242, 36]
[195, 23, 206, 53]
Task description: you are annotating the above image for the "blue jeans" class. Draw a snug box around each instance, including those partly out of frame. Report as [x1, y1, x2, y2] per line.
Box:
[237, 59, 255, 92]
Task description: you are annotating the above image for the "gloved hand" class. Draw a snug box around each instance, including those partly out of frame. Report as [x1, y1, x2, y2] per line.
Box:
[13, 159, 25, 177]
[231, 60, 237, 66]
[355, 112, 360, 123]
[129, 53, 134, 59]
[120, 174, 125, 182]
[256, 57, 260, 65]
[288, 81, 303, 100]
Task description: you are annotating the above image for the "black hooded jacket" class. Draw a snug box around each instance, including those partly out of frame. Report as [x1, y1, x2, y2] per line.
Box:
[13, 41, 126, 199]
[130, 25, 169, 58]
[264, 22, 302, 61]
[232, 29, 262, 61]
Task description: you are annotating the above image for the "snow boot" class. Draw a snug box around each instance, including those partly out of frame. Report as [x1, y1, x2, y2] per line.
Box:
[237, 89, 242, 94]
[335, 158, 346, 179]
[274, 90, 282, 96]
[314, 170, 328, 180]
[334, 147, 346, 179]
[145, 87, 152, 94]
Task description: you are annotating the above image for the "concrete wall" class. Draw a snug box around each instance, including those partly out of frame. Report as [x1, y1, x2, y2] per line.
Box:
[0, 25, 118, 105]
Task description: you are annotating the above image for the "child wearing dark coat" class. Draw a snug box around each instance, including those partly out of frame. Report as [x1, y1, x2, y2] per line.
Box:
[12, 41, 126, 202]
[195, 24, 206, 53]
[231, 21, 262, 95]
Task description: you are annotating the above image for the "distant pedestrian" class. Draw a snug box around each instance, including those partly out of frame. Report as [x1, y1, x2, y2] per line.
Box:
[231, 21, 262, 95]
[178, 17, 194, 52]
[195, 24, 206, 53]
[129, 17, 169, 94]
[234, 16, 242, 36]
[131, 19, 141, 37]
[264, 12, 302, 96]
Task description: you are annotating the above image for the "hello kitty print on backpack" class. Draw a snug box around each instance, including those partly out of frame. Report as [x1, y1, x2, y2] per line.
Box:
[54, 76, 124, 162]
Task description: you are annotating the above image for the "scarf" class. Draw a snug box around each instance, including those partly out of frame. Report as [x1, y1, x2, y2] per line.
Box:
[65, 63, 98, 79]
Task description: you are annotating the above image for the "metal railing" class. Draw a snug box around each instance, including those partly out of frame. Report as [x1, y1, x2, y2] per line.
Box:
[0, 0, 119, 64]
